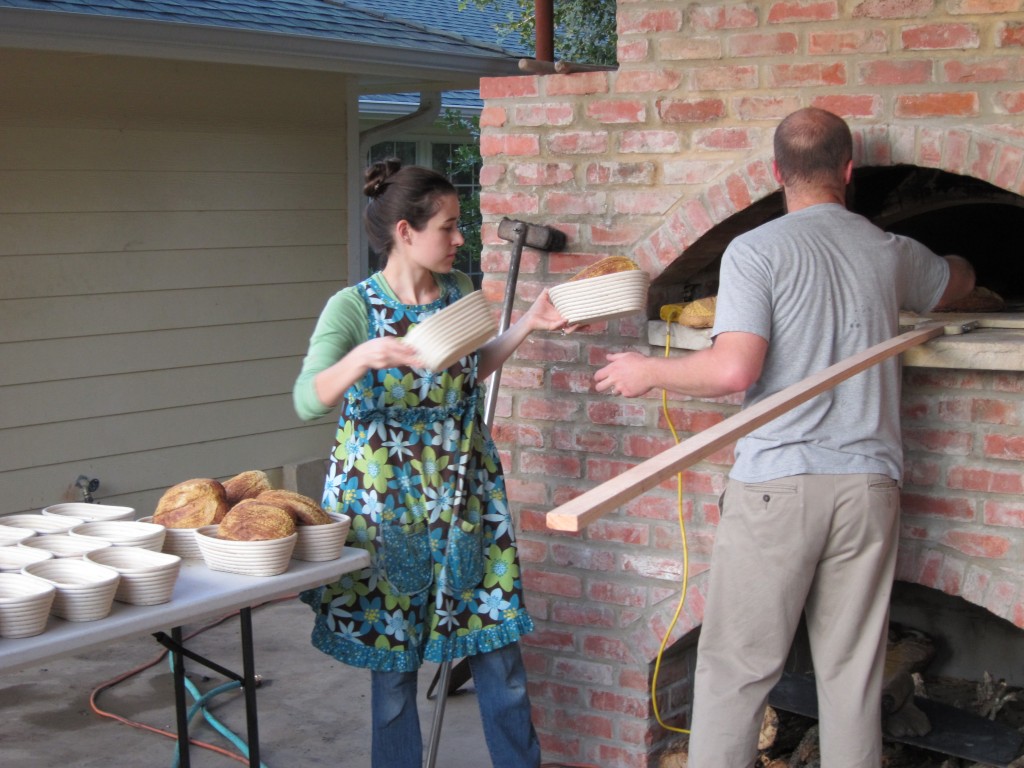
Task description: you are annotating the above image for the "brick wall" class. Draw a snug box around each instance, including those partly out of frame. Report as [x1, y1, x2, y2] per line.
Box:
[480, 3, 1024, 765]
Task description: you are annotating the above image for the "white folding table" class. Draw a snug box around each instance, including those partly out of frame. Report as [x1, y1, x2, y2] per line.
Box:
[0, 550, 370, 767]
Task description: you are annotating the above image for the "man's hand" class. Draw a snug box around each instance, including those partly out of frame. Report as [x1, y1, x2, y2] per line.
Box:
[594, 351, 652, 398]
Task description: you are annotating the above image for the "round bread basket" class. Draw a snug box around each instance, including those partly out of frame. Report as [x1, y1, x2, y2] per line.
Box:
[0, 545, 53, 573]
[137, 515, 202, 559]
[402, 290, 498, 372]
[19, 534, 112, 559]
[0, 524, 36, 547]
[195, 525, 296, 577]
[23, 558, 120, 622]
[0, 514, 86, 535]
[0, 572, 57, 638]
[293, 514, 351, 562]
[42, 502, 135, 522]
[548, 269, 650, 326]
[86, 546, 182, 606]
[69, 520, 166, 552]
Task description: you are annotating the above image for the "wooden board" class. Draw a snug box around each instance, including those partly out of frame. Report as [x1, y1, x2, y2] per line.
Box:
[546, 322, 949, 532]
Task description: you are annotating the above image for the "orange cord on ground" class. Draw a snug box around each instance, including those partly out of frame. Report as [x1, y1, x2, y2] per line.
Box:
[88, 598, 292, 766]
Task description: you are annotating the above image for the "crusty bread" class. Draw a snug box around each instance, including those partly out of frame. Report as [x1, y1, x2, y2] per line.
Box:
[568, 256, 640, 282]
[223, 469, 273, 506]
[218, 499, 296, 541]
[660, 296, 717, 328]
[153, 478, 229, 529]
[257, 489, 332, 526]
[936, 286, 1005, 313]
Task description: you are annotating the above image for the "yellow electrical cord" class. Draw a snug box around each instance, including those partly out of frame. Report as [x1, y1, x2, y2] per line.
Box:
[650, 308, 691, 735]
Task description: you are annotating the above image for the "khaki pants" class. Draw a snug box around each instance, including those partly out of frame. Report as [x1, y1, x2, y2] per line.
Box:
[687, 474, 899, 768]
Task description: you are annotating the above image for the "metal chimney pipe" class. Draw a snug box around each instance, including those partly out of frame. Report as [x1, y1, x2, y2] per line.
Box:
[535, 0, 554, 62]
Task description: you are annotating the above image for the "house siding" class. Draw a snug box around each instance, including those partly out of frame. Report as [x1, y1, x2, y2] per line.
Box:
[0, 50, 348, 515]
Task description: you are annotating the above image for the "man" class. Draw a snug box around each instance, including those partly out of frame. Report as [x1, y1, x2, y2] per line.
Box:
[594, 108, 974, 766]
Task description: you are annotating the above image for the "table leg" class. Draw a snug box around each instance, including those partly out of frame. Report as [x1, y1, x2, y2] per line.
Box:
[171, 626, 191, 768]
[239, 607, 260, 768]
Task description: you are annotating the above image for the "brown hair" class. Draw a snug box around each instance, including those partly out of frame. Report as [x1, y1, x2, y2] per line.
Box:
[363, 159, 457, 262]
[773, 107, 853, 188]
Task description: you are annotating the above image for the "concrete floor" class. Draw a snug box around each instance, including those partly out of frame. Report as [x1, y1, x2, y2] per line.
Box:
[0, 598, 489, 767]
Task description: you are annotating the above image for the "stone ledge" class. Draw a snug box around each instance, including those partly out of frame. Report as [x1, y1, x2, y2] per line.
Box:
[647, 321, 1024, 372]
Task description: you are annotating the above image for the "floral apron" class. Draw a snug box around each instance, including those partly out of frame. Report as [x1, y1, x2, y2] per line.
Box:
[301, 273, 534, 672]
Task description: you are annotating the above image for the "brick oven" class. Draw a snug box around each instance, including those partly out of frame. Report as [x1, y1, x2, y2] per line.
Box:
[476, 3, 1024, 766]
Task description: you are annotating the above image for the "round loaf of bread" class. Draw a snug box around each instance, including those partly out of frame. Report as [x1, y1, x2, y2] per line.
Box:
[154, 478, 229, 529]
[218, 499, 296, 541]
[257, 489, 331, 526]
[568, 255, 640, 282]
[223, 469, 273, 506]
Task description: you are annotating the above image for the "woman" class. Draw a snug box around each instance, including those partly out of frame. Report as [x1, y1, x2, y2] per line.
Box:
[293, 159, 567, 768]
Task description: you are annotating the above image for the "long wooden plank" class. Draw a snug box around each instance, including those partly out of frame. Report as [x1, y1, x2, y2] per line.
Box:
[546, 322, 949, 532]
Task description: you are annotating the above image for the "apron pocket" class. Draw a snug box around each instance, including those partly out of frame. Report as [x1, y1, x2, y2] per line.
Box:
[446, 519, 484, 592]
[381, 520, 433, 596]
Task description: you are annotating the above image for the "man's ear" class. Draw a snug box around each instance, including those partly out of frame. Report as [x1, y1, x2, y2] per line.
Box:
[843, 159, 853, 185]
[771, 159, 784, 185]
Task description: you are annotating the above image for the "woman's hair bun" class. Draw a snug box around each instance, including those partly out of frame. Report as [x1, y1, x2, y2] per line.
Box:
[364, 157, 402, 198]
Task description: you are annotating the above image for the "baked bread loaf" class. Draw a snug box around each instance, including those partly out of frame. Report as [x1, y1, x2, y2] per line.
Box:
[936, 286, 1005, 313]
[223, 469, 273, 506]
[154, 478, 229, 529]
[218, 499, 296, 541]
[660, 296, 717, 328]
[568, 256, 640, 282]
[257, 489, 332, 526]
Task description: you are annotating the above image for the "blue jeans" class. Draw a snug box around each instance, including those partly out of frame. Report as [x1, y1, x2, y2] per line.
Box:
[371, 642, 541, 768]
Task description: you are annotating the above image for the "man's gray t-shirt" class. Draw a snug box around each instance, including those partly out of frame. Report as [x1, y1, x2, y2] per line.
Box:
[711, 203, 950, 483]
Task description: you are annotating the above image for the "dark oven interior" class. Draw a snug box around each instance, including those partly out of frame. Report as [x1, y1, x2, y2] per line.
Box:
[648, 166, 1024, 315]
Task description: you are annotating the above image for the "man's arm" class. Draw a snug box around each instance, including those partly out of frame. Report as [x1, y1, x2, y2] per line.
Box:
[932, 255, 976, 310]
[594, 331, 768, 399]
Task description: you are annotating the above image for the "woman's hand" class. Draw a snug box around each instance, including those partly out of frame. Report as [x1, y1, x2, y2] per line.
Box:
[523, 289, 571, 333]
[315, 337, 422, 409]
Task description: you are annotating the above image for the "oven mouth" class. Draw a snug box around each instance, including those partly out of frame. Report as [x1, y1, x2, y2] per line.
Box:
[648, 165, 1024, 317]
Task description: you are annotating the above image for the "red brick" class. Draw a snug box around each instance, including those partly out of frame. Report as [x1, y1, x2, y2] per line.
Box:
[692, 126, 760, 150]
[479, 105, 506, 128]
[587, 457, 639, 485]
[972, 397, 1019, 425]
[478, 191, 539, 215]
[984, 433, 1024, 460]
[588, 519, 650, 547]
[490, 421, 544, 448]
[545, 190, 608, 215]
[480, 75, 539, 99]
[589, 221, 650, 246]
[479, 133, 540, 157]
[520, 450, 582, 478]
[902, 427, 973, 454]
[999, 21, 1024, 47]
[692, 64, 759, 90]
[547, 131, 609, 154]
[618, 39, 649, 63]
[553, 427, 618, 455]
[625, 494, 683, 522]
[552, 542, 616, 571]
[768, 0, 840, 23]
[614, 69, 683, 93]
[498, 365, 545, 389]
[523, 567, 583, 597]
[613, 189, 680, 215]
[549, 367, 598, 394]
[545, 71, 610, 96]
[524, 628, 578, 652]
[583, 634, 637, 665]
[585, 161, 656, 185]
[658, 35, 723, 60]
[619, 129, 682, 153]
[623, 433, 676, 459]
[618, 7, 683, 35]
[728, 31, 800, 57]
[620, 552, 684, 581]
[942, 530, 1012, 559]
[901, 23, 980, 51]
[514, 335, 580, 364]
[688, 4, 759, 31]
[943, 59, 1015, 84]
[510, 162, 575, 186]
[984, 499, 1024, 527]
[735, 95, 803, 120]
[588, 688, 650, 718]
[809, 28, 888, 54]
[552, 602, 618, 630]
[947, 466, 1024, 494]
[505, 477, 549, 505]
[901, 492, 975, 521]
[586, 400, 648, 427]
[478, 163, 505, 186]
[948, 0, 1020, 12]
[852, 0, 936, 19]
[657, 97, 727, 123]
[859, 59, 933, 86]
[513, 103, 575, 127]
[554, 708, 614, 739]
[586, 99, 647, 124]
[766, 62, 847, 88]
[518, 395, 580, 423]
[812, 93, 883, 118]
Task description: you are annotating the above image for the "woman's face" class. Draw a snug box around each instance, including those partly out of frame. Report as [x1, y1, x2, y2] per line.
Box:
[406, 194, 464, 273]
